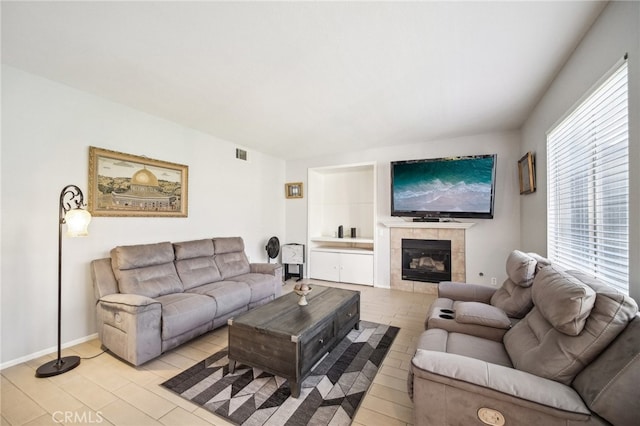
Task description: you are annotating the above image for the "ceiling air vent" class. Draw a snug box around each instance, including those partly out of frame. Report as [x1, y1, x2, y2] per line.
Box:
[235, 148, 248, 161]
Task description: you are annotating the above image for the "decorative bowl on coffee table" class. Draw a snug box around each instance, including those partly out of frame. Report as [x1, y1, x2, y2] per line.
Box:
[293, 287, 312, 305]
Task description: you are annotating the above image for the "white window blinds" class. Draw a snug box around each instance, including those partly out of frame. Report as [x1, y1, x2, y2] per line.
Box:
[547, 60, 629, 294]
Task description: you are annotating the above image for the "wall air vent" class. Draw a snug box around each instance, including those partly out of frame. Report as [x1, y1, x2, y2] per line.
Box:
[236, 148, 248, 161]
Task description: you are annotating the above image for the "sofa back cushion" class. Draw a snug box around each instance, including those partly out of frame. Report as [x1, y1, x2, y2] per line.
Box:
[174, 239, 223, 290]
[504, 266, 638, 385]
[533, 266, 596, 336]
[573, 314, 640, 426]
[111, 242, 183, 298]
[490, 280, 533, 319]
[506, 250, 537, 287]
[213, 237, 250, 279]
[489, 251, 540, 318]
[528, 252, 551, 273]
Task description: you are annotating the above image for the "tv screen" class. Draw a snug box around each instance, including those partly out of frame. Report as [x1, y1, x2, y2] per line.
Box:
[391, 154, 497, 219]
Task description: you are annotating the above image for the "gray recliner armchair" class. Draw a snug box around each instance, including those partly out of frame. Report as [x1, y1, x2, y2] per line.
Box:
[426, 250, 550, 341]
[409, 264, 639, 425]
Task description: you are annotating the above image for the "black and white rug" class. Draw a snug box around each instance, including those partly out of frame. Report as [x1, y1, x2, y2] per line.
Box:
[161, 321, 399, 426]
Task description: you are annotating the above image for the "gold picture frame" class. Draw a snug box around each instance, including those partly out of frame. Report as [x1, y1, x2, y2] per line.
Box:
[285, 182, 303, 199]
[518, 151, 536, 194]
[88, 146, 188, 217]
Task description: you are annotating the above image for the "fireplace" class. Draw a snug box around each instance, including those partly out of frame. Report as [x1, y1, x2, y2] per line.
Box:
[402, 239, 452, 283]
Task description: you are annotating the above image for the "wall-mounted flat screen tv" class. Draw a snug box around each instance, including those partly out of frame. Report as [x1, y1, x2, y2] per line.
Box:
[391, 154, 497, 219]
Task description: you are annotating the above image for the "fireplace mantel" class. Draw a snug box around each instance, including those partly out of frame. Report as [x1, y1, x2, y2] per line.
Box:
[382, 220, 475, 230]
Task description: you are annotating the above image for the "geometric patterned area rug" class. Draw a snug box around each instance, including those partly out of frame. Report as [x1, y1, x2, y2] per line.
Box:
[161, 321, 399, 426]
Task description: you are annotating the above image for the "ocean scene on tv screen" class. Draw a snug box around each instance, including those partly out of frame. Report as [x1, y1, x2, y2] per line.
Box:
[393, 156, 494, 213]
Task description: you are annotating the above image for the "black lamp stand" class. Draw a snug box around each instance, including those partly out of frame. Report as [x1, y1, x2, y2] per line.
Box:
[36, 185, 87, 378]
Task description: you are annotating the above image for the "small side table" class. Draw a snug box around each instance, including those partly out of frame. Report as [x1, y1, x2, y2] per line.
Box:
[282, 243, 304, 282]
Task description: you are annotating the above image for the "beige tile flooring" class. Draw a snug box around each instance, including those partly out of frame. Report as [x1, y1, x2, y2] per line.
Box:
[1, 280, 435, 426]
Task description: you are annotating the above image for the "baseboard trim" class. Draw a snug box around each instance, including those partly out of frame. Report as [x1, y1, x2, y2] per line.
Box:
[0, 333, 99, 371]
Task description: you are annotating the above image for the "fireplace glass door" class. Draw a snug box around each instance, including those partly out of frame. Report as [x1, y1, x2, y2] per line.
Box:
[401, 239, 452, 283]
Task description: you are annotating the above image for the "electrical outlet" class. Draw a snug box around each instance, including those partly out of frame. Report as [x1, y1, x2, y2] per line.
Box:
[491, 277, 497, 286]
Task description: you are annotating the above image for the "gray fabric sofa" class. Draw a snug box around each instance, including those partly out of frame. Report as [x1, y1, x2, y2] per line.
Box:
[426, 250, 550, 341]
[409, 264, 639, 425]
[91, 237, 282, 366]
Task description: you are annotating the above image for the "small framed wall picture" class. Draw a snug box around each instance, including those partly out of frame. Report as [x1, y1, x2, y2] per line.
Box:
[285, 182, 303, 199]
[518, 152, 536, 194]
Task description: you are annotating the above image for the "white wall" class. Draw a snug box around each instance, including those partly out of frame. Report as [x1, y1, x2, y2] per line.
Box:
[286, 131, 521, 289]
[0, 66, 286, 366]
[520, 1, 640, 300]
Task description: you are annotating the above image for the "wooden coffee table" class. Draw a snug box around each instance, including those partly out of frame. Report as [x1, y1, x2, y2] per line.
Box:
[227, 285, 360, 397]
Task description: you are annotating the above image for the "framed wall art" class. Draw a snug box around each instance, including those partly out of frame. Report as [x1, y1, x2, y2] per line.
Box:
[88, 146, 188, 217]
[518, 151, 536, 195]
[285, 182, 303, 199]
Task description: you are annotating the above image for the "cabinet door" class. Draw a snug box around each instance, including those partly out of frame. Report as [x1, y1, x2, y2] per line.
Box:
[339, 253, 374, 285]
[310, 251, 340, 282]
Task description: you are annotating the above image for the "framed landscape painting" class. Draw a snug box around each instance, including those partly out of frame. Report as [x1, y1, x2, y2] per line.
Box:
[88, 146, 188, 217]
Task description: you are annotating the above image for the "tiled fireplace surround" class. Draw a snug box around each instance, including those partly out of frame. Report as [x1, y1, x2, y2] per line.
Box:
[386, 222, 473, 294]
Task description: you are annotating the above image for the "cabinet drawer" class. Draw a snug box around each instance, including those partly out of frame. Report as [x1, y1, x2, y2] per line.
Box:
[300, 321, 335, 374]
[337, 300, 359, 330]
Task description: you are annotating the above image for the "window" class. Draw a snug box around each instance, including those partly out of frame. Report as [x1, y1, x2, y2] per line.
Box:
[547, 59, 629, 294]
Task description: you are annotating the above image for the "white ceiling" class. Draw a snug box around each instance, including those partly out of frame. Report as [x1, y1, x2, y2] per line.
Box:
[2, 1, 606, 160]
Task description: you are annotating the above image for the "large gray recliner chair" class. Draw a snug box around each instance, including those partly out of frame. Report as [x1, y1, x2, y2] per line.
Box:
[409, 264, 639, 425]
[91, 237, 282, 366]
[426, 250, 550, 341]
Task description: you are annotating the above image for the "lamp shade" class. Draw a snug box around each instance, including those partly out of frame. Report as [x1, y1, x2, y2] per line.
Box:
[64, 208, 91, 237]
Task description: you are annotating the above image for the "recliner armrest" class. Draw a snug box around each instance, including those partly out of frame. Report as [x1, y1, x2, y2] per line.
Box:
[98, 293, 160, 313]
[410, 349, 589, 415]
[438, 281, 496, 303]
[96, 293, 162, 366]
[251, 262, 283, 277]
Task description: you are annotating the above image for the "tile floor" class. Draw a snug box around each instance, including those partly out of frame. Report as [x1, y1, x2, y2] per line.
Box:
[1, 280, 435, 426]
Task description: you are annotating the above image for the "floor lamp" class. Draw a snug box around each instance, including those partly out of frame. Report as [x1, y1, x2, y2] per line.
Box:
[36, 185, 92, 378]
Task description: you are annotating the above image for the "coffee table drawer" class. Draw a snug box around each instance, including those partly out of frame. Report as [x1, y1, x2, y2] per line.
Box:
[337, 299, 359, 330]
[300, 321, 335, 374]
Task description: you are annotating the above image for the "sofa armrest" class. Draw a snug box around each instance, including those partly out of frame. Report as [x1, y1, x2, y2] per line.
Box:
[410, 349, 589, 415]
[99, 293, 160, 312]
[96, 293, 162, 366]
[251, 263, 283, 279]
[437, 281, 496, 303]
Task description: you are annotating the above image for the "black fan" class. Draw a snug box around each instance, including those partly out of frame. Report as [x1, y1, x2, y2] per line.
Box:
[265, 236, 280, 263]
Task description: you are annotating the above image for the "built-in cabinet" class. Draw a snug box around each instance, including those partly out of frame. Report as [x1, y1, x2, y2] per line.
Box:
[307, 163, 376, 286]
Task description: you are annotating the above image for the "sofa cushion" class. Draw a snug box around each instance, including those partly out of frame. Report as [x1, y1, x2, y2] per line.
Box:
[174, 239, 215, 260]
[232, 273, 277, 303]
[490, 279, 533, 319]
[488, 250, 538, 319]
[417, 329, 513, 368]
[154, 293, 216, 340]
[112, 241, 175, 270]
[173, 239, 223, 290]
[426, 299, 510, 342]
[528, 252, 551, 273]
[213, 237, 245, 254]
[111, 242, 182, 298]
[187, 281, 252, 317]
[572, 314, 640, 426]
[176, 257, 223, 290]
[504, 267, 638, 385]
[505, 250, 537, 287]
[533, 265, 596, 336]
[215, 251, 251, 279]
[455, 302, 511, 329]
